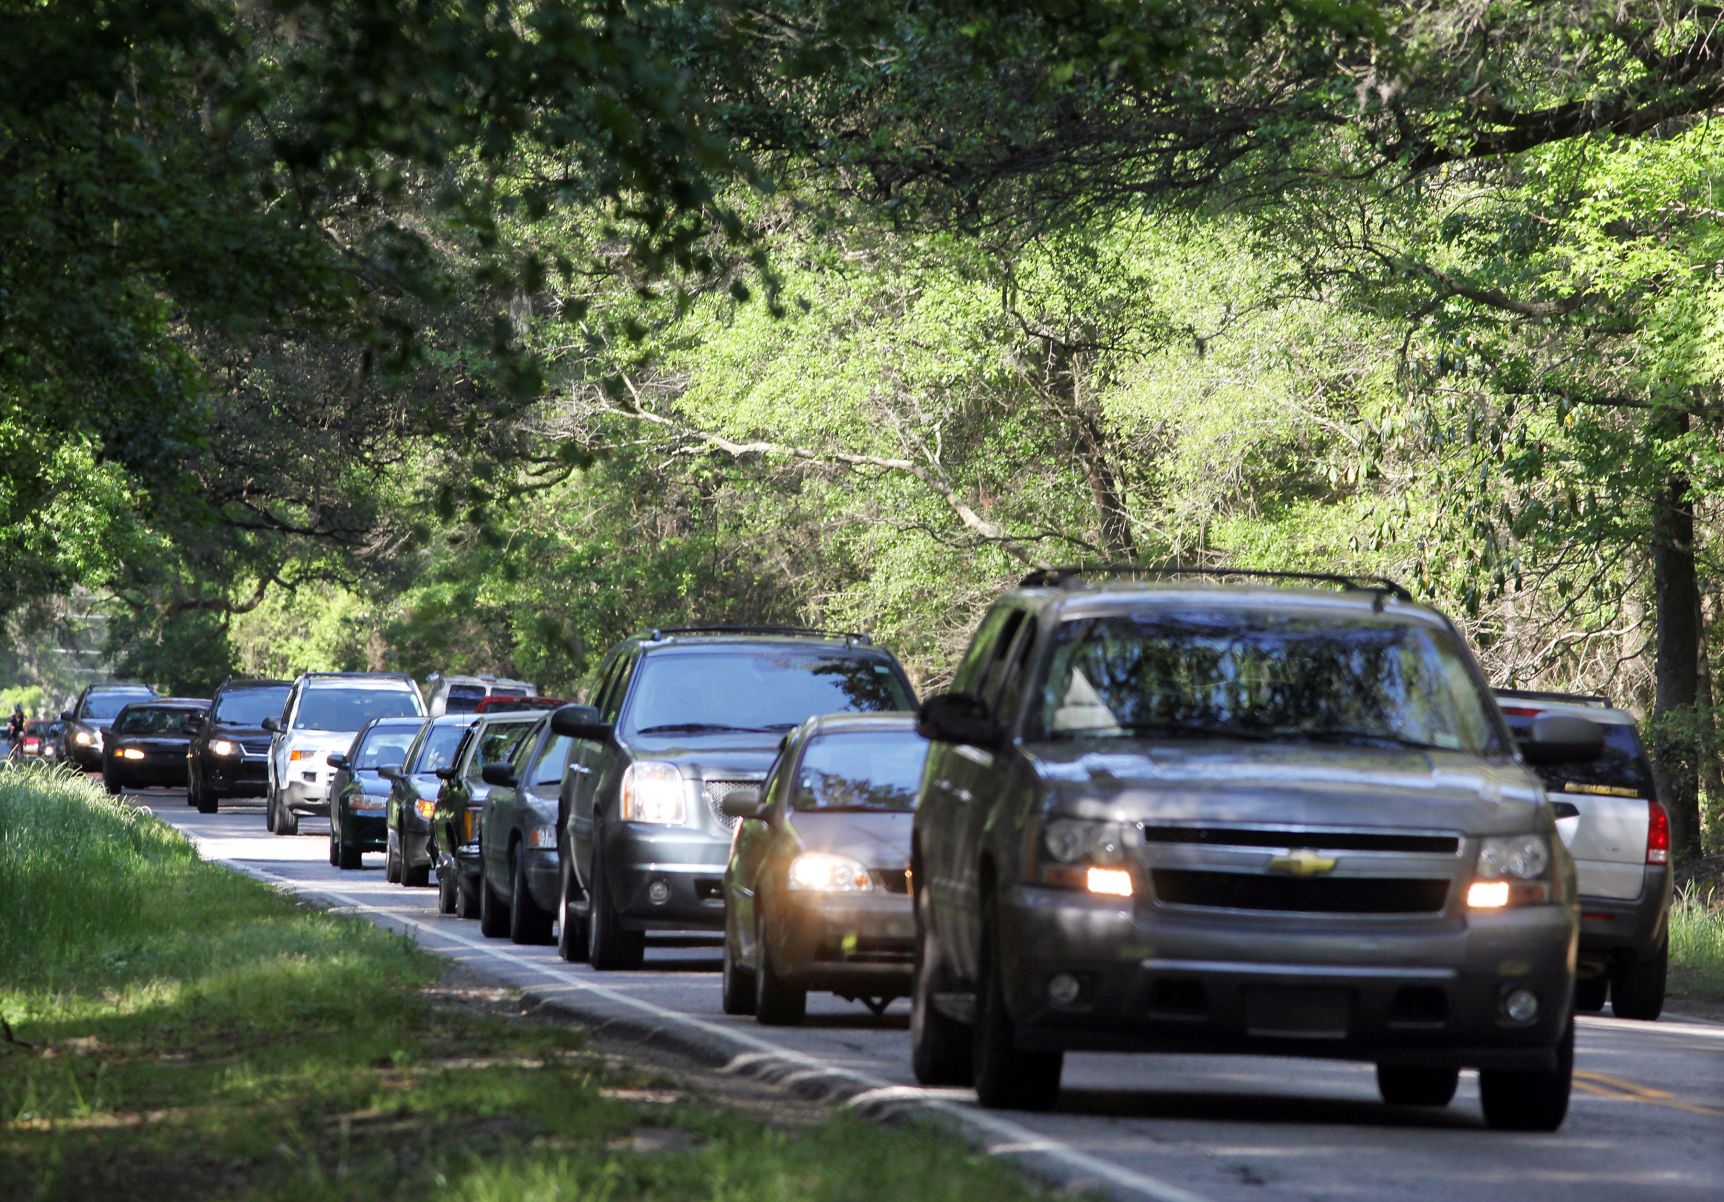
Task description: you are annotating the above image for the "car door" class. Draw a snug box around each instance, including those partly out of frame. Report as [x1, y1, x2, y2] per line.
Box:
[269, 682, 301, 799]
[729, 733, 798, 964]
[483, 720, 546, 889]
[566, 650, 635, 886]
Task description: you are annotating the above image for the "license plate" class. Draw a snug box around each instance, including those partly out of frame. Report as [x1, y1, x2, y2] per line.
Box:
[1244, 986, 1354, 1039]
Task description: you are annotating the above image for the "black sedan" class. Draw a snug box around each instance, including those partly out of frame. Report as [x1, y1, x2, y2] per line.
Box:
[101, 698, 210, 794]
[383, 713, 477, 887]
[186, 678, 291, 814]
[430, 712, 540, 917]
[328, 717, 421, 870]
[721, 713, 925, 1024]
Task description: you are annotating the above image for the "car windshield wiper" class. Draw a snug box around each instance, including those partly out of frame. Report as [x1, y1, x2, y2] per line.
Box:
[1286, 729, 1448, 752]
[635, 722, 783, 735]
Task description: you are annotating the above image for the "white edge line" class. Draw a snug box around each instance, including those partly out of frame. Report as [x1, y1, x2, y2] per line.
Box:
[200, 843, 1211, 1202]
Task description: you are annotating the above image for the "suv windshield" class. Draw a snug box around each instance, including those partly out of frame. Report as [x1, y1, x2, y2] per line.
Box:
[82, 691, 153, 720]
[793, 731, 927, 812]
[213, 686, 290, 727]
[113, 706, 198, 736]
[296, 686, 422, 732]
[354, 727, 417, 770]
[625, 649, 913, 736]
[443, 684, 487, 712]
[413, 724, 469, 773]
[1033, 612, 1503, 755]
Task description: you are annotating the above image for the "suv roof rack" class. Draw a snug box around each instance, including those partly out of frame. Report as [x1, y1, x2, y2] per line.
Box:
[1019, 565, 1414, 604]
[641, 625, 873, 646]
[1493, 687, 1613, 708]
[299, 671, 418, 682]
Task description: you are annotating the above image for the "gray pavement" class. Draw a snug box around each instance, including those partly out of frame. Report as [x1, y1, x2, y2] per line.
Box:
[138, 794, 1724, 1202]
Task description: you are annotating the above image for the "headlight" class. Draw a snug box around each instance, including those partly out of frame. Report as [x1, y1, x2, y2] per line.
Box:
[526, 824, 557, 849]
[620, 762, 686, 825]
[788, 851, 874, 892]
[73, 730, 96, 747]
[350, 794, 386, 811]
[1034, 816, 1134, 897]
[208, 739, 241, 758]
[1469, 834, 1552, 908]
[117, 748, 145, 761]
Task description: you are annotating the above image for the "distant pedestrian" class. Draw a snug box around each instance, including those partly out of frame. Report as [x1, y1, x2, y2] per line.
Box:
[7, 704, 24, 741]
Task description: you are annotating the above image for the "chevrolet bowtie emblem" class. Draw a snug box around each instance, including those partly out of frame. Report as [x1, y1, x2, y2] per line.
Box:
[1267, 849, 1339, 877]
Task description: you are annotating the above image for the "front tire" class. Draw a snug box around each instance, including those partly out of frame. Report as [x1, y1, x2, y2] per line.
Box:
[478, 855, 509, 938]
[556, 856, 589, 963]
[104, 774, 121, 796]
[721, 909, 756, 1016]
[910, 879, 973, 1086]
[754, 908, 805, 1026]
[972, 908, 1061, 1111]
[456, 868, 481, 920]
[1610, 938, 1668, 1021]
[1575, 973, 1609, 1013]
[277, 798, 299, 836]
[437, 866, 458, 914]
[586, 826, 645, 971]
[385, 831, 402, 884]
[1479, 1020, 1573, 1131]
[1376, 1065, 1460, 1108]
[508, 847, 554, 945]
[194, 773, 217, 815]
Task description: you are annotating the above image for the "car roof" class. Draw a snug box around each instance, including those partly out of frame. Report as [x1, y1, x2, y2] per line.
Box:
[300, 673, 418, 689]
[1017, 582, 1456, 632]
[1494, 689, 1637, 727]
[122, 697, 208, 709]
[217, 678, 292, 691]
[86, 682, 154, 693]
[424, 712, 480, 727]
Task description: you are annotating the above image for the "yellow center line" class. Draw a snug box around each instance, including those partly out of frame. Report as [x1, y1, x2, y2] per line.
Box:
[1574, 1071, 1724, 1118]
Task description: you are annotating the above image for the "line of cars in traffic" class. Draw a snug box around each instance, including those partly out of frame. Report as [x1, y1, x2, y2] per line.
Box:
[34, 569, 1676, 1131]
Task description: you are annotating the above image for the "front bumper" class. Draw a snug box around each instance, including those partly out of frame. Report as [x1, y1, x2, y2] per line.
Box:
[282, 773, 331, 815]
[601, 825, 731, 930]
[202, 754, 269, 798]
[1577, 868, 1672, 967]
[340, 807, 387, 850]
[764, 891, 913, 995]
[995, 884, 1576, 1071]
[104, 757, 189, 788]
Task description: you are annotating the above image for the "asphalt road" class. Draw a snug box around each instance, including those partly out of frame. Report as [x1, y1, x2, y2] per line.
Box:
[138, 794, 1723, 1202]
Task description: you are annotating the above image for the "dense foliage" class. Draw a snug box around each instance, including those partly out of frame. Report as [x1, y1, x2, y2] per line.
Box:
[3, 1, 1723, 857]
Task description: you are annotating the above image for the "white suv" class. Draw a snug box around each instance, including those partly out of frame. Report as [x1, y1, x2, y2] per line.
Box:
[265, 673, 426, 835]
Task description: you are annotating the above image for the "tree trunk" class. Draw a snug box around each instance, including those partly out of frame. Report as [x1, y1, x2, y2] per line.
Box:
[1650, 410, 1702, 861]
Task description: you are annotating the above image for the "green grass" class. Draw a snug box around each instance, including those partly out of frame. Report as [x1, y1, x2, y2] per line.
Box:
[0, 763, 1056, 1202]
[1669, 886, 1724, 1005]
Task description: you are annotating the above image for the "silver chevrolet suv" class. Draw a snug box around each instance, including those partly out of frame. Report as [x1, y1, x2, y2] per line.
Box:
[910, 568, 1600, 1131]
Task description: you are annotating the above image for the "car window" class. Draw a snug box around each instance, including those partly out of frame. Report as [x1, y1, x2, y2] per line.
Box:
[295, 686, 423, 731]
[212, 687, 290, 726]
[353, 727, 416, 770]
[465, 721, 534, 782]
[1504, 717, 1656, 798]
[82, 691, 153, 720]
[531, 734, 573, 787]
[112, 706, 199, 736]
[595, 653, 633, 724]
[1031, 611, 1503, 755]
[792, 731, 928, 812]
[412, 724, 470, 773]
[622, 650, 913, 736]
[443, 684, 487, 712]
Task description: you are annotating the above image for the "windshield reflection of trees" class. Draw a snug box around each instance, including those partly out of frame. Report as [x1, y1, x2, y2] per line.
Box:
[630, 653, 911, 732]
[1039, 616, 1493, 753]
[792, 733, 927, 811]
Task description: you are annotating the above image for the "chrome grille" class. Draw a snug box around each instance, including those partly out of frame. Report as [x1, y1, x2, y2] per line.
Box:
[702, 779, 758, 830]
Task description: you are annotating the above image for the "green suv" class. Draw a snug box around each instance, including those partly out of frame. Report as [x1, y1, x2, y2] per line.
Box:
[910, 568, 1599, 1131]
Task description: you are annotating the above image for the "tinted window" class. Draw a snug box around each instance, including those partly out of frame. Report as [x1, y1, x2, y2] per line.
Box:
[792, 731, 928, 812]
[465, 722, 534, 781]
[213, 686, 290, 726]
[296, 686, 422, 731]
[82, 691, 153, 720]
[532, 734, 573, 786]
[1503, 716, 1656, 798]
[444, 684, 487, 712]
[492, 686, 531, 698]
[354, 726, 417, 770]
[624, 650, 913, 736]
[1032, 612, 1502, 755]
[412, 724, 470, 773]
[113, 706, 199, 736]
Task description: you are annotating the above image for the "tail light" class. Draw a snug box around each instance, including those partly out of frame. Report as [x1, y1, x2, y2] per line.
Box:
[1499, 705, 1543, 718]
[1646, 801, 1670, 865]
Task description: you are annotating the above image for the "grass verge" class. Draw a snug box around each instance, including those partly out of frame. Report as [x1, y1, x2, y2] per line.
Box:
[1669, 885, 1724, 1009]
[0, 764, 1054, 1202]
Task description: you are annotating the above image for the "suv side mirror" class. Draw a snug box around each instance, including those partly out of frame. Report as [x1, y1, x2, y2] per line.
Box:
[326, 752, 350, 770]
[917, 693, 1004, 749]
[1519, 713, 1604, 765]
[261, 716, 280, 733]
[550, 704, 609, 741]
[481, 762, 518, 788]
[377, 764, 403, 781]
[719, 786, 765, 821]
[433, 766, 457, 781]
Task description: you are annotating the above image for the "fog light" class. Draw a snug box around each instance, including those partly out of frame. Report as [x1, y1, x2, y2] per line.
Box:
[1086, 867, 1133, 897]
[1503, 989, 1539, 1022]
[1467, 880, 1510, 909]
[1047, 972, 1083, 1008]
[647, 879, 671, 905]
